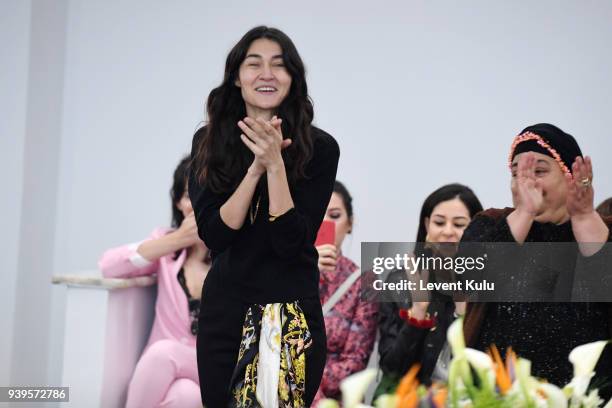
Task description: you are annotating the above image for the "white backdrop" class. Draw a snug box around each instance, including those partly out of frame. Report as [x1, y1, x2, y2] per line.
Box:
[3, 0, 612, 390]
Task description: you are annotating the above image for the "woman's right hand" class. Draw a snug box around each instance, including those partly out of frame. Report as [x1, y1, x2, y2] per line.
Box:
[316, 244, 337, 272]
[512, 153, 544, 218]
[176, 213, 201, 247]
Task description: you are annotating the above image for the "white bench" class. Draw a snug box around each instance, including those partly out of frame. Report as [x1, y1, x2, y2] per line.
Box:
[52, 274, 156, 407]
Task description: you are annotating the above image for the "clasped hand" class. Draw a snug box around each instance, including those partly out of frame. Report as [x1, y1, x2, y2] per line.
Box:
[238, 116, 292, 176]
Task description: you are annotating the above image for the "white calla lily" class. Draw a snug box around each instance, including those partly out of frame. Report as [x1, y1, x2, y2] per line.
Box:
[340, 368, 377, 408]
[565, 340, 609, 403]
[515, 358, 536, 406]
[565, 374, 593, 402]
[447, 317, 465, 357]
[568, 340, 608, 377]
[464, 348, 495, 390]
[464, 348, 493, 372]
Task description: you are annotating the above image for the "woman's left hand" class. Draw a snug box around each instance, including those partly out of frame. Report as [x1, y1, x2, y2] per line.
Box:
[238, 116, 292, 171]
[566, 156, 595, 218]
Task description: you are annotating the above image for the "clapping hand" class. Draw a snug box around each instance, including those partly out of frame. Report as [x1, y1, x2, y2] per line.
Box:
[512, 152, 544, 218]
[238, 116, 292, 175]
[566, 156, 595, 218]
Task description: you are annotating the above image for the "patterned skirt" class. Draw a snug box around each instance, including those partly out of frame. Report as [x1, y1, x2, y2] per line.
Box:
[229, 302, 313, 408]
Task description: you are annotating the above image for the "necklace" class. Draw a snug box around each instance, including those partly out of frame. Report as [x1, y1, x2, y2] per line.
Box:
[249, 194, 261, 225]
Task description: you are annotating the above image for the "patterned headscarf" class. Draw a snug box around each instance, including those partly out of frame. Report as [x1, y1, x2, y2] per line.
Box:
[509, 123, 583, 175]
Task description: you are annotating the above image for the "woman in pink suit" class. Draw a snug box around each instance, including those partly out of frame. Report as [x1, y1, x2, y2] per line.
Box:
[99, 156, 209, 408]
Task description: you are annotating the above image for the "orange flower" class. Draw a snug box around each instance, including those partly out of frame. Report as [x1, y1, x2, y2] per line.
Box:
[395, 364, 420, 408]
[431, 385, 448, 407]
[397, 390, 418, 408]
[488, 345, 513, 395]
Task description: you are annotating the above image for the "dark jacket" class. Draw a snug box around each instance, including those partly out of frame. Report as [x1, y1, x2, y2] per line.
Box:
[376, 268, 457, 395]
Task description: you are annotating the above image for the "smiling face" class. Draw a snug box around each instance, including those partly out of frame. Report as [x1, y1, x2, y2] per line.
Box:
[511, 151, 569, 223]
[323, 192, 353, 249]
[235, 38, 292, 119]
[425, 198, 471, 244]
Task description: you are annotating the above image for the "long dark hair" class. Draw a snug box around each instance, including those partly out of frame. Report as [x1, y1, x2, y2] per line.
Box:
[333, 180, 353, 220]
[414, 183, 483, 255]
[170, 155, 191, 228]
[192, 26, 314, 193]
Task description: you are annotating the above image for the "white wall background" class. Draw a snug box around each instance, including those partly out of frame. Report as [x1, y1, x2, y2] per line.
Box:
[0, 0, 30, 389]
[3, 0, 612, 394]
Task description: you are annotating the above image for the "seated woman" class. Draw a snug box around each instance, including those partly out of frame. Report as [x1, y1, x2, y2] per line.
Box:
[312, 181, 378, 405]
[375, 184, 483, 395]
[462, 123, 612, 398]
[98, 156, 208, 408]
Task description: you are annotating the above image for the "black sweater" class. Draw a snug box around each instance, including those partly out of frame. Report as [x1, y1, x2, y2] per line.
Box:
[188, 126, 340, 304]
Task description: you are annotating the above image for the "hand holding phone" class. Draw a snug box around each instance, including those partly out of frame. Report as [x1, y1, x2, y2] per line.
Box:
[316, 220, 337, 273]
[315, 220, 336, 247]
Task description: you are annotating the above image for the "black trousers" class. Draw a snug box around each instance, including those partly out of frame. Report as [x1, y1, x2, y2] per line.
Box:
[197, 278, 327, 408]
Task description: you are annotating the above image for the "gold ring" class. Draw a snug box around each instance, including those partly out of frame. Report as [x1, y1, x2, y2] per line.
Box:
[580, 177, 591, 187]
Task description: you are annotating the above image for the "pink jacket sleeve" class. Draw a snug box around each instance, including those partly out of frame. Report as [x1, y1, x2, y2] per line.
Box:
[98, 227, 168, 278]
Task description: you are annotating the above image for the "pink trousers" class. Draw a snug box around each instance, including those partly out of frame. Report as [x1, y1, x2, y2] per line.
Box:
[126, 339, 201, 408]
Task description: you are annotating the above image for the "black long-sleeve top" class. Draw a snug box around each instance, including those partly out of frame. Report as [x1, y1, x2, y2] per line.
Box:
[188, 126, 340, 304]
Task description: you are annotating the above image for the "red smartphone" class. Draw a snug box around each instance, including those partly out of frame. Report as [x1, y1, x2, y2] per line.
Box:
[315, 220, 336, 247]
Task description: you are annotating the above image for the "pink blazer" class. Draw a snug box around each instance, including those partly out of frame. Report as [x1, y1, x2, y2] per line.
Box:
[98, 227, 196, 348]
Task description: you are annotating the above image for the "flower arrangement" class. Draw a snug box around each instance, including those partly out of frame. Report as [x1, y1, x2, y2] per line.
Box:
[318, 318, 611, 408]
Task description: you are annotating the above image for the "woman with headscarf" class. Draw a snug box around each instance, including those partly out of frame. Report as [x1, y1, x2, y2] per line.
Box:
[462, 123, 612, 397]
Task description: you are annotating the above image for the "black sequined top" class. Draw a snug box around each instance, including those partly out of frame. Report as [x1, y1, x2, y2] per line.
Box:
[462, 208, 612, 393]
